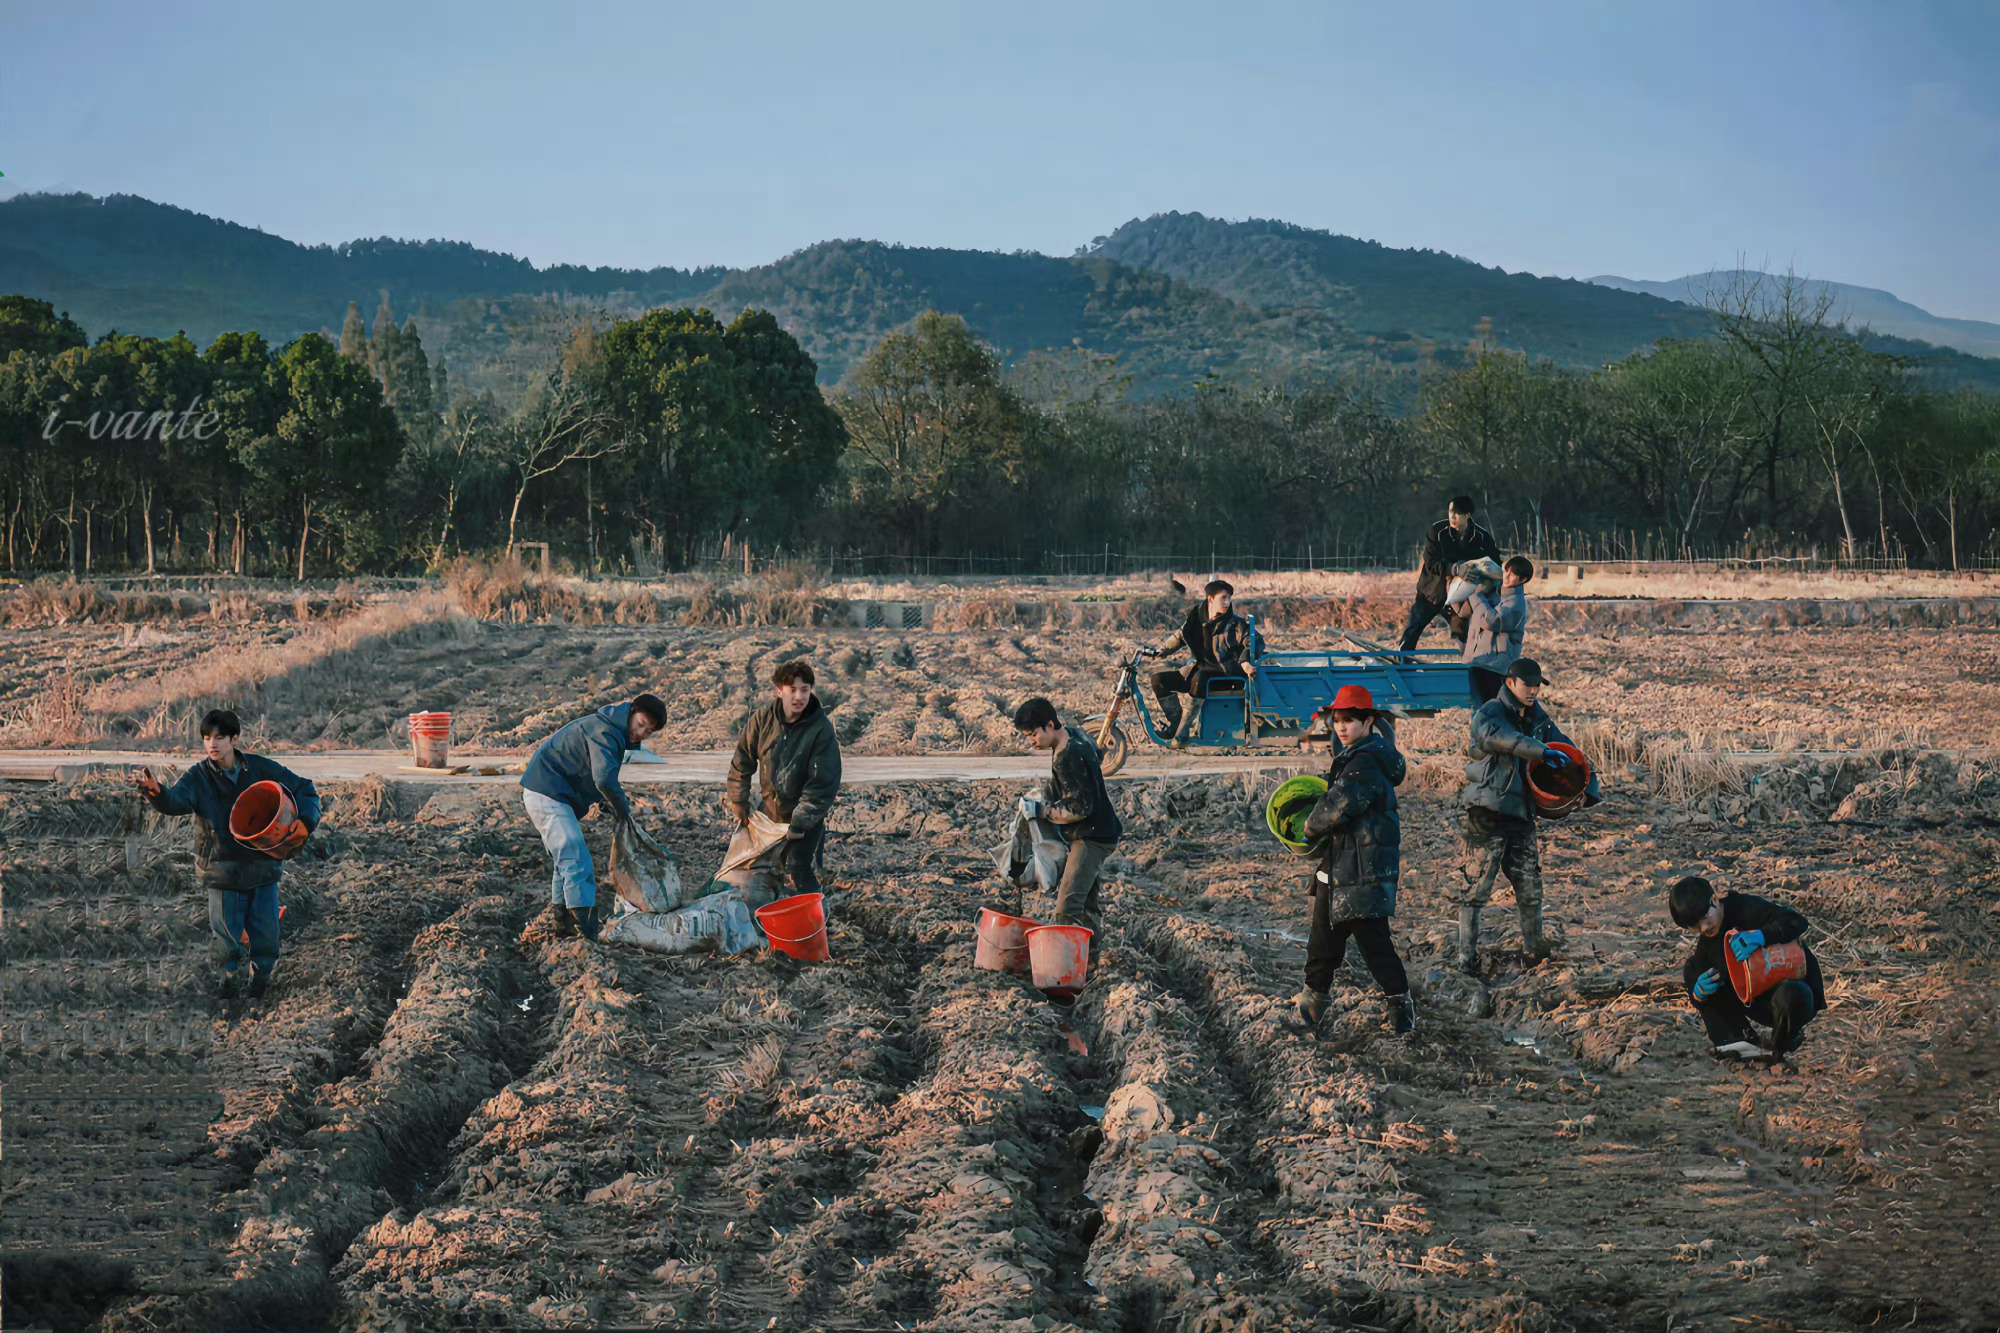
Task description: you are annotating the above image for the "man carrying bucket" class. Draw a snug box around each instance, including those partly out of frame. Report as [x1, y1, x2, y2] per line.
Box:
[521, 693, 667, 942]
[1669, 876, 1825, 1060]
[1291, 685, 1416, 1037]
[1012, 697, 1122, 937]
[727, 660, 842, 897]
[132, 708, 321, 1002]
[1454, 658, 1600, 974]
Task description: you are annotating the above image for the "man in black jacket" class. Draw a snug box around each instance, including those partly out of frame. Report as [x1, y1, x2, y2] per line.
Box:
[1669, 876, 1826, 1060]
[1398, 496, 1500, 653]
[728, 659, 842, 895]
[133, 708, 321, 1001]
[1014, 697, 1122, 935]
[1147, 579, 1262, 746]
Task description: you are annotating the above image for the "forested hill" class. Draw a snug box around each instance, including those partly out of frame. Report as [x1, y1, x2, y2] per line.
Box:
[1090, 211, 1717, 365]
[0, 192, 724, 349]
[693, 240, 1430, 391]
[4, 191, 1995, 402]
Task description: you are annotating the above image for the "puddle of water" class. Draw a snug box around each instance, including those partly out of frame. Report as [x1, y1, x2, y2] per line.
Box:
[1081, 1105, 1106, 1122]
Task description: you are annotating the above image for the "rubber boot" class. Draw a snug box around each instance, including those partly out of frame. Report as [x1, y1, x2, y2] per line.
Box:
[550, 904, 578, 938]
[1156, 694, 1182, 741]
[246, 964, 270, 1002]
[1171, 695, 1200, 749]
[1385, 992, 1416, 1036]
[1455, 905, 1482, 976]
[1295, 986, 1329, 1029]
[574, 904, 600, 943]
[1518, 901, 1551, 966]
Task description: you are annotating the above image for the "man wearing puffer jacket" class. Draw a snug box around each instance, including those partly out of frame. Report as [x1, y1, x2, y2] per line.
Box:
[1455, 658, 1600, 974]
[1294, 685, 1415, 1037]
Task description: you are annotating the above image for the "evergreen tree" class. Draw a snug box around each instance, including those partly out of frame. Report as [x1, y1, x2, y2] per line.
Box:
[339, 301, 368, 362]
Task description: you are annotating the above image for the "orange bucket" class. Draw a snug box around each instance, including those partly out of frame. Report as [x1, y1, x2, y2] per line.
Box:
[408, 711, 452, 769]
[974, 908, 1041, 974]
[1724, 929, 1808, 1002]
[229, 781, 308, 859]
[1526, 742, 1591, 819]
[1025, 924, 1092, 999]
[757, 893, 830, 962]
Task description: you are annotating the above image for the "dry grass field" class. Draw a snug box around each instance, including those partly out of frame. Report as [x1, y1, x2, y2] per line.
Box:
[2, 566, 1996, 1332]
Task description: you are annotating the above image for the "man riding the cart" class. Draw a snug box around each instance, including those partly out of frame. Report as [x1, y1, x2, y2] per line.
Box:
[1145, 578, 1264, 747]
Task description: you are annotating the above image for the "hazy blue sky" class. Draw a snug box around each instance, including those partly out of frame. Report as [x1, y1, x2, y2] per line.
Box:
[5, 0, 1997, 319]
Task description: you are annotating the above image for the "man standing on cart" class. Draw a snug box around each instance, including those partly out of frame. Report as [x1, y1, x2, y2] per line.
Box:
[1146, 578, 1263, 747]
[1399, 496, 1500, 654]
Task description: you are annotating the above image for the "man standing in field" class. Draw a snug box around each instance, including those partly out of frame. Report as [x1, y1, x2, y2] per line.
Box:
[1454, 658, 1598, 973]
[521, 693, 666, 941]
[728, 660, 842, 896]
[1399, 495, 1500, 653]
[133, 708, 321, 1002]
[1147, 578, 1262, 747]
[1013, 696, 1123, 936]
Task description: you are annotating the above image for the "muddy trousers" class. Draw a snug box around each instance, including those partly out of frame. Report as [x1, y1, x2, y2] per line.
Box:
[209, 883, 279, 978]
[776, 823, 826, 895]
[1304, 897, 1407, 997]
[522, 789, 596, 909]
[1684, 959, 1818, 1054]
[1458, 809, 1542, 910]
[1054, 837, 1116, 934]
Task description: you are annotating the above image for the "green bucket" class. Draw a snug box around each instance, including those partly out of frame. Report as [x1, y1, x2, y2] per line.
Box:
[1265, 775, 1328, 855]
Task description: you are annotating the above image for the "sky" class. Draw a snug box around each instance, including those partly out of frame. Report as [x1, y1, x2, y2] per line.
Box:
[4, 0, 1998, 320]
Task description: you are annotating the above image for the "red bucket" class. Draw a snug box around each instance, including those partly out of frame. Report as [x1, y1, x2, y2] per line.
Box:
[1526, 742, 1591, 819]
[1724, 929, 1809, 1002]
[229, 781, 307, 859]
[974, 908, 1040, 974]
[408, 711, 452, 769]
[757, 893, 830, 962]
[1025, 924, 1092, 999]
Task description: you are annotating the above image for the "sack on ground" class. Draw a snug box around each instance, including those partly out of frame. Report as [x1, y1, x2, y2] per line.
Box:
[601, 878, 773, 956]
[610, 820, 683, 913]
[989, 805, 1069, 893]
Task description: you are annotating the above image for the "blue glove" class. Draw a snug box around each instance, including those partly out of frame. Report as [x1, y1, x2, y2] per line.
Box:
[1540, 749, 1570, 771]
[1729, 930, 1765, 962]
[1691, 968, 1722, 1002]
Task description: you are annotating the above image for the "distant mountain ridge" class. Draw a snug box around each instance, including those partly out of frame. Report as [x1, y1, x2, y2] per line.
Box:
[1589, 270, 2000, 360]
[2, 192, 1994, 405]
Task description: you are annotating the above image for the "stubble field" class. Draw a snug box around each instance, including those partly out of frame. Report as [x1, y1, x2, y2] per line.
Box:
[1, 570, 1995, 1332]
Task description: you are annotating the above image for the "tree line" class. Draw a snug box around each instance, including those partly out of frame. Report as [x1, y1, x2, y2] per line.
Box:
[2, 273, 1996, 580]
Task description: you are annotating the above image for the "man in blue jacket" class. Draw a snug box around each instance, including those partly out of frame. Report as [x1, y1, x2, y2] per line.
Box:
[520, 694, 666, 941]
[132, 708, 321, 1002]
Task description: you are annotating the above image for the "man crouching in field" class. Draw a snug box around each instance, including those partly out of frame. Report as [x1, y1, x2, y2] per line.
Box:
[133, 708, 321, 1003]
[521, 693, 666, 941]
[1670, 875, 1825, 1061]
[728, 660, 842, 895]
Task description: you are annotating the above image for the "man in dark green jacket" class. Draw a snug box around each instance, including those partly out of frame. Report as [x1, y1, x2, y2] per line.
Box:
[728, 659, 842, 895]
[521, 694, 666, 941]
[1454, 658, 1600, 974]
[133, 708, 321, 1001]
[1014, 696, 1122, 936]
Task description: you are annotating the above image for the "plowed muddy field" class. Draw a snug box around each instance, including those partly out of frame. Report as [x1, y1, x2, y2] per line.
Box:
[3, 579, 1997, 1331]
[6, 753, 1995, 1331]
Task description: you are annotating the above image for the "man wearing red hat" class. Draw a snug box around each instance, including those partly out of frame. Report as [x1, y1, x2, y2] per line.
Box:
[1454, 658, 1600, 974]
[1294, 684, 1416, 1037]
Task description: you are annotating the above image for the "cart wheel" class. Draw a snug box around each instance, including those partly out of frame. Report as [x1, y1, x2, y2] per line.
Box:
[1086, 717, 1130, 777]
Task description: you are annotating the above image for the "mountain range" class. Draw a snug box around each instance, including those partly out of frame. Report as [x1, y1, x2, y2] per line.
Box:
[2, 192, 1993, 403]
[1589, 270, 2000, 360]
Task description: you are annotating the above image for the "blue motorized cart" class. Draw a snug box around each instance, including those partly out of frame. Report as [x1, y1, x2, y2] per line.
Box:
[1088, 621, 1475, 775]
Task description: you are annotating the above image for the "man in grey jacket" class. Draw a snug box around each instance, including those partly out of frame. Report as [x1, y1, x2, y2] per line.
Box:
[1464, 555, 1533, 702]
[521, 694, 666, 941]
[727, 660, 842, 895]
[1454, 659, 1599, 973]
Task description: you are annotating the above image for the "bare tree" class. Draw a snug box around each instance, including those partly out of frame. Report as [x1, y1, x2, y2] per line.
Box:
[500, 371, 620, 555]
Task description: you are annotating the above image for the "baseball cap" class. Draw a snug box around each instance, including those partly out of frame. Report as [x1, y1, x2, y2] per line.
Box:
[1507, 658, 1546, 685]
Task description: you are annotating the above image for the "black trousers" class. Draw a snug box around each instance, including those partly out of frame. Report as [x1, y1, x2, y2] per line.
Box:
[777, 823, 826, 895]
[1683, 954, 1818, 1053]
[1305, 891, 1409, 996]
[1397, 594, 1469, 653]
[1470, 666, 1506, 702]
[1150, 666, 1240, 716]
